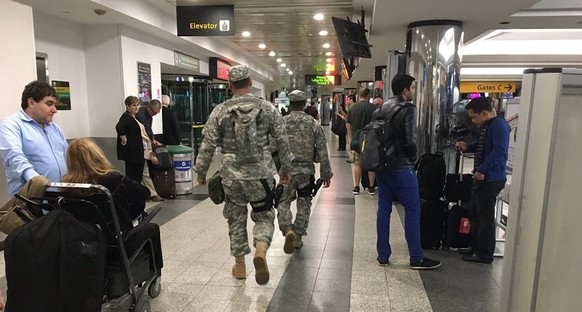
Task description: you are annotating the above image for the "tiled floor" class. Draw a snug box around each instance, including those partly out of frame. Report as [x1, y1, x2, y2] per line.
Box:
[0, 128, 504, 311]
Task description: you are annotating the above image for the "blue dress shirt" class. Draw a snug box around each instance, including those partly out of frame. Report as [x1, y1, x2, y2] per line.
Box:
[0, 109, 68, 196]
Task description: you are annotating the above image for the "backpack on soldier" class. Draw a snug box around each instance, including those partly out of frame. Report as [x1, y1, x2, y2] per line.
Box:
[359, 104, 408, 171]
[229, 103, 263, 163]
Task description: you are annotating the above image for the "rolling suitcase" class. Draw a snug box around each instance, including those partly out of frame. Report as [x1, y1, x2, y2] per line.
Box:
[420, 198, 447, 249]
[445, 151, 472, 248]
[149, 167, 176, 198]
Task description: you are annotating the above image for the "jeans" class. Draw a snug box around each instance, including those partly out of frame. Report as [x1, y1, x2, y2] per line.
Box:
[469, 179, 506, 260]
[376, 167, 424, 262]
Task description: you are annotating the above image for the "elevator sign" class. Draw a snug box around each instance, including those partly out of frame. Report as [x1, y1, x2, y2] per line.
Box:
[460, 81, 517, 93]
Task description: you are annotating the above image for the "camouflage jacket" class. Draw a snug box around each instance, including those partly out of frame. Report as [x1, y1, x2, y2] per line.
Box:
[195, 93, 293, 180]
[283, 111, 333, 180]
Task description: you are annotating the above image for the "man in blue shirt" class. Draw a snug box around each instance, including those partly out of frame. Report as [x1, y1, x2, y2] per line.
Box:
[455, 97, 510, 264]
[0, 81, 68, 196]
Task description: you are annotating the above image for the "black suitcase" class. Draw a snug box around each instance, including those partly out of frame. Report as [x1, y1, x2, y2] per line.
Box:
[5, 208, 106, 312]
[446, 202, 472, 248]
[420, 198, 447, 249]
[444, 150, 472, 248]
[150, 168, 176, 198]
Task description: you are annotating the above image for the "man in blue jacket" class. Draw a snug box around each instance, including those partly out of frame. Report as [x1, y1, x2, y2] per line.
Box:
[455, 97, 510, 264]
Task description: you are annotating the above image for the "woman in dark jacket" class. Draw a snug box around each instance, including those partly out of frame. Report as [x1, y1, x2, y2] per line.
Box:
[116, 96, 145, 182]
[61, 138, 163, 272]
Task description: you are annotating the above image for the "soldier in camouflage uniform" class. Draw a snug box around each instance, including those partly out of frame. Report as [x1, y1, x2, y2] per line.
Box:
[277, 90, 333, 253]
[195, 65, 293, 284]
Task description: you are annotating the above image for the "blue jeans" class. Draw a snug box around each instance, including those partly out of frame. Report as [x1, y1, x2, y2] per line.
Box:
[376, 167, 424, 262]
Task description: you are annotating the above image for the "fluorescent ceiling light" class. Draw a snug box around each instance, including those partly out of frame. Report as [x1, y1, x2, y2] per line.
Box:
[242, 31, 251, 37]
[314, 13, 324, 21]
[258, 43, 266, 49]
[460, 67, 526, 75]
[319, 30, 328, 36]
[464, 29, 582, 55]
[322, 43, 330, 48]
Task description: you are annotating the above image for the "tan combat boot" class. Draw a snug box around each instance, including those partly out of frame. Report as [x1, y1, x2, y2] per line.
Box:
[283, 226, 296, 254]
[254, 242, 270, 284]
[232, 256, 246, 279]
[294, 234, 303, 249]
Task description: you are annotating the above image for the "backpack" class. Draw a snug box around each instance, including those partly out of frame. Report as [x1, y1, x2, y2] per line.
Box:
[359, 104, 407, 171]
[415, 152, 447, 200]
[229, 103, 263, 163]
[151, 145, 173, 170]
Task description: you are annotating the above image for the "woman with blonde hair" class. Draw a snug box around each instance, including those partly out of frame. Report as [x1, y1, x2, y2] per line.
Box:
[61, 138, 150, 225]
[61, 138, 163, 272]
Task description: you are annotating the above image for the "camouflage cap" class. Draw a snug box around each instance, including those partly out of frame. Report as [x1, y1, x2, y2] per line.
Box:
[228, 65, 250, 82]
[288, 90, 307, 101]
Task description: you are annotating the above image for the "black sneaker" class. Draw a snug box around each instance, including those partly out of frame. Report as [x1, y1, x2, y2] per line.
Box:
[368, 187, 376, 195]
[352, 186, 360, 195]
[410, 257, 441, 270]
[457, 247, 474, 256]
[377, 257, 389, 267]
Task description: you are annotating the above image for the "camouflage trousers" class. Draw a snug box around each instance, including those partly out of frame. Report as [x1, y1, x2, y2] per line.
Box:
[277, 174, 313, 236]
[222, 178, 275, 257]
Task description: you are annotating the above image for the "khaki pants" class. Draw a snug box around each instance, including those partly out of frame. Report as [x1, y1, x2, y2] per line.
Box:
[141, 164, 158, 197]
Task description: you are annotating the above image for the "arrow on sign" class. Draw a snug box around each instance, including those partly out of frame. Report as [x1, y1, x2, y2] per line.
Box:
[504, 84, 513, 92]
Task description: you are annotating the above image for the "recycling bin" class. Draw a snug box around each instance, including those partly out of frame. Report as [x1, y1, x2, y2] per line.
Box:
[167, 145, 193, 195]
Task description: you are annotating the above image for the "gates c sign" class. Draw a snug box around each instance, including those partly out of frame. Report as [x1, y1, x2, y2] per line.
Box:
[460, 81, 517, 93]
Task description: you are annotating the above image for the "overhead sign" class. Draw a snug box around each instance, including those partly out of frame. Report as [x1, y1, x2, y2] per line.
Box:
[174, 51, 199, 72]
[209, 57, 231, 81]
[305, 74, 342, 86]
[176, 5, 234, 36]
[460, 81, 517, 93]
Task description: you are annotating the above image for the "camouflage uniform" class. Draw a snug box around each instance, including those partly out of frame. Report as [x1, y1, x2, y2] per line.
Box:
[195, 65, 293, 257]
[277, 90, 333, 236]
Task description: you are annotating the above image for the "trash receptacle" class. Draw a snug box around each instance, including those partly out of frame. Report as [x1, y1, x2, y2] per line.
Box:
[167, 145, 194, 195]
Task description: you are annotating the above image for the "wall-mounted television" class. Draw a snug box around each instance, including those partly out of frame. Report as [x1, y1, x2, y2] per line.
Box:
[332, 16, 372, 59]
[341, 56, 358, 81]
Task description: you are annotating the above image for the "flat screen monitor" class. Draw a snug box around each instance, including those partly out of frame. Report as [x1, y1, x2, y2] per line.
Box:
[332, 17, 372, 59]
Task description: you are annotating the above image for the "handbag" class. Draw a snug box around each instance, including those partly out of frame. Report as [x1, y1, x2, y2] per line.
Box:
[0, 175, 49, 234]
[331, 118, 346, 135]
[207, 170, 225, 204]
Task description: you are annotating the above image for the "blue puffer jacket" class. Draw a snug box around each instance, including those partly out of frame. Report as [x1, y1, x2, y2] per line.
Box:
[466, 117, 511, 182]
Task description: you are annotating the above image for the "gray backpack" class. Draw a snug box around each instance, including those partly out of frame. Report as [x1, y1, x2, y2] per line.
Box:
[229, 104, 263, 163]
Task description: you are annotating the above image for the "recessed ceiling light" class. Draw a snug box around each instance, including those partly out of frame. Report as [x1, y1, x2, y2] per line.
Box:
[325, 52, 333, 56]
[322, 43, 330, 49]
[285, 68, 290, 71]
[326, 58, 332, 62]
[258, 43, 266, 49]
[269, 51, 276, 57]
[289, 71, 293, 75]
[314, 13, 324, 21]
[281, 63, 286, 67]
[319, 30, 328, 36]
[325, 71, 330, 75]
[276, 58, 282, 62]
[242, 31, 251, 37]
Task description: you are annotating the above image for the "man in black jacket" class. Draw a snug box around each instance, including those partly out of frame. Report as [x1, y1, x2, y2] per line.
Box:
[372, 74, 441, 270]
[161, 95, 182, 145]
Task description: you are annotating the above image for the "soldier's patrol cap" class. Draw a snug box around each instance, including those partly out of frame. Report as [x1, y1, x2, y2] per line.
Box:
[288, 90, 307, 101]
[228, 65, 250, 82]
